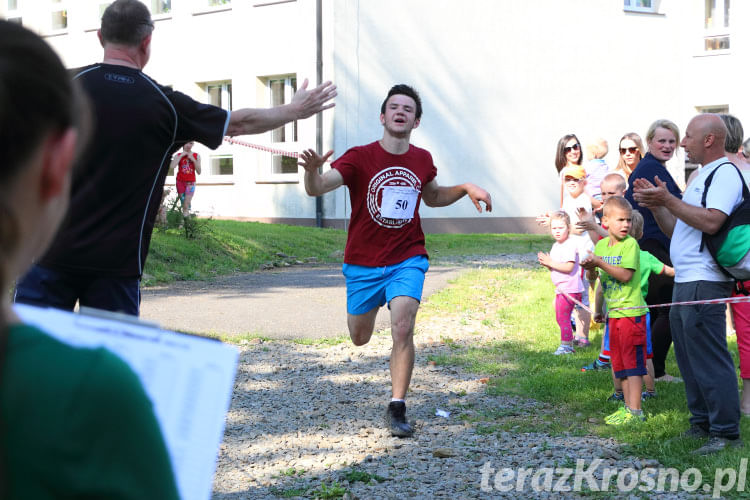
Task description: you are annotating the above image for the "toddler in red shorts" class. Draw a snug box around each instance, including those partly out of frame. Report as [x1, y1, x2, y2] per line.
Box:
[581, 196, 648, 425]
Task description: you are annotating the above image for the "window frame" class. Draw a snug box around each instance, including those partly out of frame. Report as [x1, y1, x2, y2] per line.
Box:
[204, 80, 233, 112]
[623, 0, 661, 14]
[45, 0, 69, 35]
[702, 0, 731, 54]
[150, 0, 172, 19]
[256, 75, 300, 182]
[6, 0, 22, 24]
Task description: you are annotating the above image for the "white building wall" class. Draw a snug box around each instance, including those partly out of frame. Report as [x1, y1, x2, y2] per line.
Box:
[5, 0, 748, 232]
[327, 0, 714, 227]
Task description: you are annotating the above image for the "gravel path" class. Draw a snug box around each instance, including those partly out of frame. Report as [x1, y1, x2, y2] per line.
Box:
[209, 254, 704, 499]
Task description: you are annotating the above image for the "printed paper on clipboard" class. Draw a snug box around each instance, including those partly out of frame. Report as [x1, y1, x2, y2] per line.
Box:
[14, 303, 239, 500]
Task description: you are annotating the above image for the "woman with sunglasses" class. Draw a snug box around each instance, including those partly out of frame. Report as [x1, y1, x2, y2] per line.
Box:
[612, 133, 646, 183]
[554, 134, 583, 208]
[625, 119, 683, 383]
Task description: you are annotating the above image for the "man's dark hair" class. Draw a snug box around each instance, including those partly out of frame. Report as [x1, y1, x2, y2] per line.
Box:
[101, 0, 154, 47]
[380, 84, 422, 120]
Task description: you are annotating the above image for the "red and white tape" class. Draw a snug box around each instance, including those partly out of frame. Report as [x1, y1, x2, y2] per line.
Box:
[556, 289, 750, 319]
[556, 289, 594, 314]
[223, 136, 299, 158]
[610, 294, 750, 313]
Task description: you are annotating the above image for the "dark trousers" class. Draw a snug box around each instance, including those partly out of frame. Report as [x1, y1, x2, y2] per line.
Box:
[640, 238, 674, 378]
[15, 264, 141, 316]
[670, 281, 740, 437]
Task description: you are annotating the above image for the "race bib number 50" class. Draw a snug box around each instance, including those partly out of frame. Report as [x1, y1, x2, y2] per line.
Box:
[380, 186, 419, 220]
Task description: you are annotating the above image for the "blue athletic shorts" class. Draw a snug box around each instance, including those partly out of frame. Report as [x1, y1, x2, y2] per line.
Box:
[342, 255, 429, 315]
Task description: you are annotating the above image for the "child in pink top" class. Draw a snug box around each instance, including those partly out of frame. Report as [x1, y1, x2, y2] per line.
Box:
[538, 211, 585, 355]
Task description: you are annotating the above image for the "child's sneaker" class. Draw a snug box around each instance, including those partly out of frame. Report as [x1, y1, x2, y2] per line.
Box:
[606, 407, 645, 425]
[581, 359, 610, 372]
[575, 338, 591, 348]
[553, 345, 575, 355]
[641, 390, 657, 401]
[604, 406, 628, 424]
[607, 391, 624, 402]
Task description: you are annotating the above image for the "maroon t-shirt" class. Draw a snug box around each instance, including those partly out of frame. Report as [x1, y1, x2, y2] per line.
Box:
[332, 141, 437, 267]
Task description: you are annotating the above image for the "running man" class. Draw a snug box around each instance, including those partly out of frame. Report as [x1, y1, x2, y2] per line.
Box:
[299, 84, 492, 437]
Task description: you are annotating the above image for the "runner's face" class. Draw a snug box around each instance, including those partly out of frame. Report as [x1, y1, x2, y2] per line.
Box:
[184, 142, 194, 152]
[380, 94, 419, 136]
[550, 219, 569, 242]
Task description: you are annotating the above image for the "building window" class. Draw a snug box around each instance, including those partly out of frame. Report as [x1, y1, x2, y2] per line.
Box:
[269, 76, 297, 174]
[151, 0, 170, 14]
[7, 0, 22, 24]
[704, 0, 730, 51]
[205, 81, 232, 111]
[269, 76, 297, 144]
[696, 105, 729, 114]
[623, 0, 659, 13]
[50, 0, 68, 30]
[210, 155, 233, 175]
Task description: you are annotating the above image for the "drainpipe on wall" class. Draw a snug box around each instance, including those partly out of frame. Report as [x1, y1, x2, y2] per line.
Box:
[315, 0, 324, 228]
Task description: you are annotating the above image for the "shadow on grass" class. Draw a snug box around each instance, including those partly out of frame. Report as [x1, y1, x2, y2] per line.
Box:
[425, 265, 750, 497]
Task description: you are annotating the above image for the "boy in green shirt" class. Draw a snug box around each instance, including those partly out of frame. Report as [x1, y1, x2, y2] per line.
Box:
[582, 197, 648, 424]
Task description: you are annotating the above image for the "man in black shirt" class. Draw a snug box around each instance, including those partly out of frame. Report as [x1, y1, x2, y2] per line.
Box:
[15, 0, 336, 316]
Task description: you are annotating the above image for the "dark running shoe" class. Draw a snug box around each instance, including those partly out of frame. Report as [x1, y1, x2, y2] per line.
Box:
[581, 359, 610, 372]
[385, 401, 414, 437]
[607, 391, 624, 403]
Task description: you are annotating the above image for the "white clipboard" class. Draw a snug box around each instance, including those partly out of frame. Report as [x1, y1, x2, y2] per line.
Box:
[14, 303, 239, 500]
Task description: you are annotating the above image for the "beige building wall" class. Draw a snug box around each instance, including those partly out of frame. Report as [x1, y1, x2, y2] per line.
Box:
[4, 0, 747, 233]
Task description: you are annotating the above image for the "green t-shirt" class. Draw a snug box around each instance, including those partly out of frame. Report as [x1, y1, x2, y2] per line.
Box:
[595, 235, 647, 318]
[639, 249, 665, 299]
[0, 324, 180, 500]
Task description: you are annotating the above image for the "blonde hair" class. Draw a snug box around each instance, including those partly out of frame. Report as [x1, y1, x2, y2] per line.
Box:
[630, 210, 644, 240]
[601, 172, 627, 194]
[585, 138, 608, 160]
[602, 196, 632, 217]
[646, 119, 680, 145]
[615, 132, 646, 177]
[548, 210, 571, 230]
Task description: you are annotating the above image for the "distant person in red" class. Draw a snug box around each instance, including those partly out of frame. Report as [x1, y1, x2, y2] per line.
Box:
[171, 141, 201, 216]
[299, 84, 492, 438]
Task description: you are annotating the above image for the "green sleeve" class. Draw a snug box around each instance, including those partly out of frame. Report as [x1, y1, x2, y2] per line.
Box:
[65, 349, 181, 500]
[619, 237, 639, 271]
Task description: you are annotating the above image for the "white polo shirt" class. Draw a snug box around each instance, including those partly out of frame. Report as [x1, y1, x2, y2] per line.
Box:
[670, 157, 744, 283]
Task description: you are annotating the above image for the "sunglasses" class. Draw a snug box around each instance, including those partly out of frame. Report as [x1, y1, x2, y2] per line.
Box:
[563, 144, 581, 154]
[619, 147, 639, 155]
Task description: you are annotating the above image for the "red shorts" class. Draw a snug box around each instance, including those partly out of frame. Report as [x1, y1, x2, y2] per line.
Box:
[608, 315, 647, 379]
[176, 180, 196, 195]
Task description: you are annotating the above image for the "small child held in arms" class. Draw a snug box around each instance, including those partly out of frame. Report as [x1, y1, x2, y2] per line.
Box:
[589, 210, 675, 402]
[538, 211, 586, 355]
[581, 197, 648, 425]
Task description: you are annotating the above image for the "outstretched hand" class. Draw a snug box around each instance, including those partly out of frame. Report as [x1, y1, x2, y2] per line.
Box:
[298, 148, 333, 172]
[632, 176, 670, 208]
[291, 79, 337, 119]
[466, 184, 492, 213]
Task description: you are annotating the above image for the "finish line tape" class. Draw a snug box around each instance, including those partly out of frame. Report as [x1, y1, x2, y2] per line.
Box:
[556, 289, 750, 318]
[223, 136, 299, 158]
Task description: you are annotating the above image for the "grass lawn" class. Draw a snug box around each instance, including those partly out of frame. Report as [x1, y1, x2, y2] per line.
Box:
[144, 219, 551, 285]
[422, 265, 750, 497]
